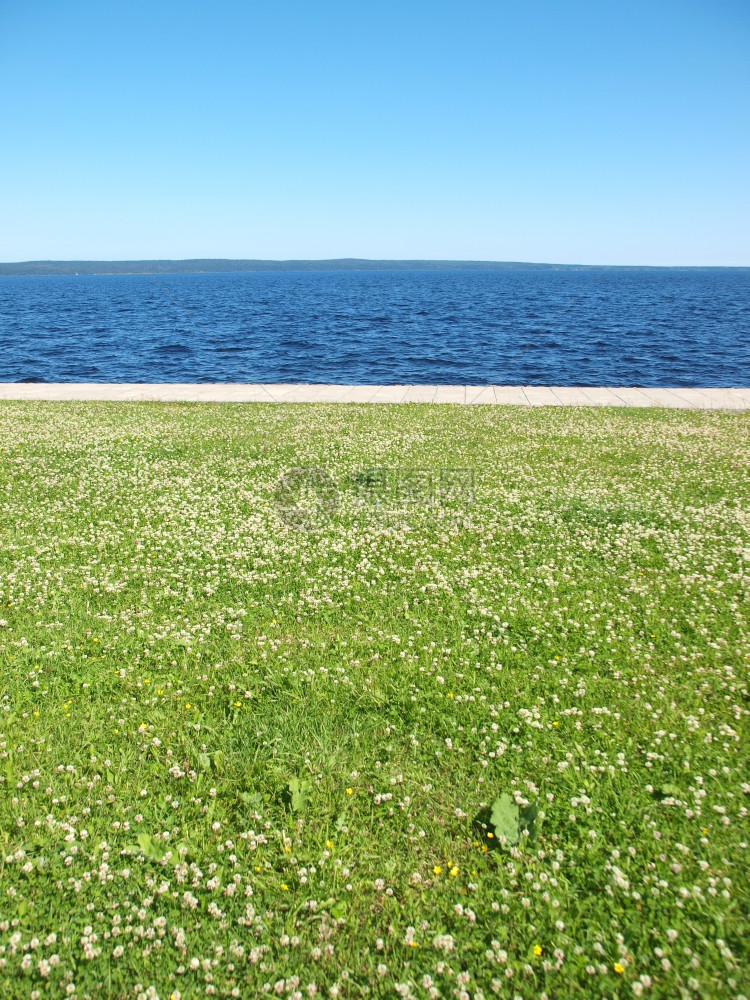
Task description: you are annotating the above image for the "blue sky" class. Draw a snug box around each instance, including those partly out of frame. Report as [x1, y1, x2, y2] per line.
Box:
[1, 0, 748, 264]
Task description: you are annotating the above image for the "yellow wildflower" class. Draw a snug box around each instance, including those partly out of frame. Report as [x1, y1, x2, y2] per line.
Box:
[345, 788, 354, 795]
[614, 963, 624, 974]
[449, 866, 459, 877]
[433, 865, 442, 875]
[533, 945, 542, 956]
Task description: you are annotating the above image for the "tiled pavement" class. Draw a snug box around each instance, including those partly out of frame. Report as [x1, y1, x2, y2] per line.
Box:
[0, 384, 748, 409]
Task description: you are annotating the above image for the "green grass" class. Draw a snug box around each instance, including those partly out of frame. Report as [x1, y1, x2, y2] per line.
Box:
[0, 401, 748, 1000]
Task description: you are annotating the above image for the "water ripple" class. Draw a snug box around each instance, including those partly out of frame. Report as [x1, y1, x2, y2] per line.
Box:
[0, 269, 747, 385]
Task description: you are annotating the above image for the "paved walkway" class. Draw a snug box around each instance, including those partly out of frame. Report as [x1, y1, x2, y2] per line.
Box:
[0, 384, 748, 409]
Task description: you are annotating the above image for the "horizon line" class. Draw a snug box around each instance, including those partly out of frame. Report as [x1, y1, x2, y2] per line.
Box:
[2, 256, 749, 273]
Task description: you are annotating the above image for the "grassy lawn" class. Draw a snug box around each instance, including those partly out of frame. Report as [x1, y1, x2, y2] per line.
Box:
[0, 401, 748, 1000]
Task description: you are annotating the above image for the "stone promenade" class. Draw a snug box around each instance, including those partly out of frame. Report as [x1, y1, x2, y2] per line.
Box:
[0, 384, 748, 408]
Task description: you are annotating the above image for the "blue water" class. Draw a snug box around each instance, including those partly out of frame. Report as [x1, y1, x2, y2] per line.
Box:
[0, 269, 748, 385]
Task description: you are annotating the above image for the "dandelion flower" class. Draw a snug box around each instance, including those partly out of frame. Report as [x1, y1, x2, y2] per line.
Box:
[614, 963, 625, 974]
[449, 866, 459, 877]
[533, 945, 542, 956]
[433, 865, 442, 875]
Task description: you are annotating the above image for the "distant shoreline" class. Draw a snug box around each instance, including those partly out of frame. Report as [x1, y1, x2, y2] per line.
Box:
[1, 258, 748, 276]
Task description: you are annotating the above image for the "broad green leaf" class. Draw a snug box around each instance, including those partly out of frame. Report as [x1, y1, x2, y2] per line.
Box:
[288, 777, 310, 813]
[137, 832, 165, 860]
[137, 832, 152, 851]
[240, 791, 263, 812]
[654, 783, 681, 800]
[490, 793, 519, 845]
[197, 752, 211, 771]
[330, 901, 346, 921]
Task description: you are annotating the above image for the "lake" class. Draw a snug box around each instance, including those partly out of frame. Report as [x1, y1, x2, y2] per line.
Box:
[1, 268, 748, 385]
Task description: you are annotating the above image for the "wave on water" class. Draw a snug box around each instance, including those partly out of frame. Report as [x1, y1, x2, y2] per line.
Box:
[0, 268, 748, 385]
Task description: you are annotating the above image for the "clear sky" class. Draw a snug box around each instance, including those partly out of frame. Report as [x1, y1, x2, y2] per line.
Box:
[1, 0, 749, 265]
